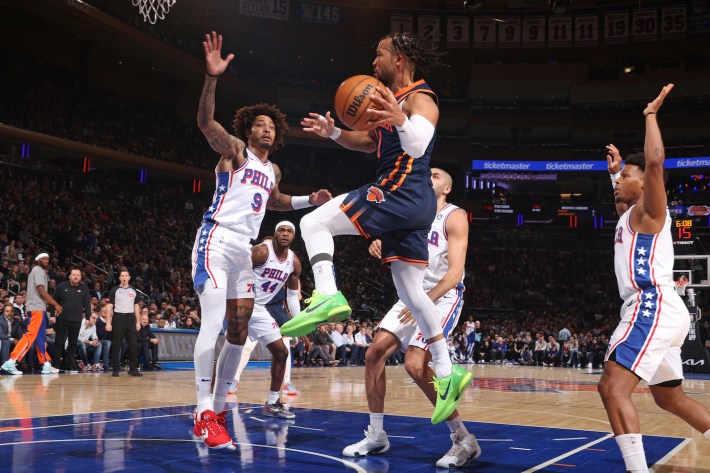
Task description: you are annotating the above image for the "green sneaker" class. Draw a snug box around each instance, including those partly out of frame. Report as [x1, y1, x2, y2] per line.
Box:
[431, 365, 473, 424]
[280, 290, 352, 337]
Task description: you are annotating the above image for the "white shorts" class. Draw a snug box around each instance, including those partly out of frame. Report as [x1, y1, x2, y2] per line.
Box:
[248, 304, 282, 345]
[605, 286, 690, 384]
[191, 221, 254, 299]
[378, 286, 464, 351]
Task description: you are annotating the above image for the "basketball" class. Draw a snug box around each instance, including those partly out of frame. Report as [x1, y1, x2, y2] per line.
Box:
[333, 75, 383, 131]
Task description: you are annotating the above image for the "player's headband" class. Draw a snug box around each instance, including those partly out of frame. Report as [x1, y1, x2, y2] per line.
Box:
[275, 221, 296, 234]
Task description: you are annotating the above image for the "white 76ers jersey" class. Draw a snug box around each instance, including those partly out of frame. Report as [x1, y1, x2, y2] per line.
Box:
[202, 148, 275, 240]
[423, 203, 465, 294]
[614, 206, 675, 302]
[254, 240, 295, 305]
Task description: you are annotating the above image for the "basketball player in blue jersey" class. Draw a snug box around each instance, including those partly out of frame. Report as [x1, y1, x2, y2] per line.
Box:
[191, 31, 331, 450]
[343, 168, 480, 468]
[599, 84, 710, 472]
[288, 32, 472, 424]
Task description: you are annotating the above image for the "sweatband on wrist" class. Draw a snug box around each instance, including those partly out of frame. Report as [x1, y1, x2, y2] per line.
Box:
[287, 289, 301, 317]
[329, 127, 342, 140]
[206, 72, 220, 78]
[610, 172, 621, 188]
[291, 195, 313, 210]
[396, 114, 435, 158]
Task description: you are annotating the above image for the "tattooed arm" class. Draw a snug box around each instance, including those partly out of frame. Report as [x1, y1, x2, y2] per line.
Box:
[197, 31, 245, 171]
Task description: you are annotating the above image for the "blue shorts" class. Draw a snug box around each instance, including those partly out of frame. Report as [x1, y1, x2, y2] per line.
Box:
[266, 302, 290, 327]
[341, 176, 436, 265]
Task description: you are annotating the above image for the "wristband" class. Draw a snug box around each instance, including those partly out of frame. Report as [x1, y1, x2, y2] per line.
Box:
[610, 171, 621, 188]
[644, 111, 656, 117]
[206, 71, 220, 78]
[329, 127, 342, 140]
[291, 195, 313, 210]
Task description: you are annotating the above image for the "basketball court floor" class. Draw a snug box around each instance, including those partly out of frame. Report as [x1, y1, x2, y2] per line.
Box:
[1, 363, 708, 472]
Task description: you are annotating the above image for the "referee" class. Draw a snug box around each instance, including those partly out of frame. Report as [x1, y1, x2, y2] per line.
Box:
[106, 268, 143, 377]
[52, 267, 92, 372]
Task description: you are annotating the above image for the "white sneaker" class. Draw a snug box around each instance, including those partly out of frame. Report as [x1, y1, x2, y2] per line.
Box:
[1, 360, 22, 376]
[436, 433, 481, 468]
[41, 362, 60, 374]
[342, 425, 390, 457]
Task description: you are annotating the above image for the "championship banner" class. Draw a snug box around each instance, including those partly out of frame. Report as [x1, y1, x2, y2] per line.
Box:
[418, 15, 441, 41]
[632, 8, 658, 42]
[239, 0, 289, 21]
[297, 1, 343, 25]
[548, 15, 573, 47]
[498, 17, 521, 48]
[446, 16, 469, 48]
[661, 4, 687, 38]
[689, 0, 710, 35]
[574, 12, 599, 46]
[604, 10, 629, 44]
[473, 18, 497, 48]
[521, 16, 546, 48]
[391, 13, 414, 34]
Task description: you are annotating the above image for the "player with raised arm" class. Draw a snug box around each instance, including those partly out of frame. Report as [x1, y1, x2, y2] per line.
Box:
[284, 32, 472, 425]
[342, 168, 480, 468]
[191, 31, 330, 450]
[599, 84, 710, 472]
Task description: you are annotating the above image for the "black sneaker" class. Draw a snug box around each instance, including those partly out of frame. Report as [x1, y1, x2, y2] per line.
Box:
[127, 370, 143, 377]
[112, 371, 120, 377]
[152, 363, 163, 371]
[263, 400, 295, 419]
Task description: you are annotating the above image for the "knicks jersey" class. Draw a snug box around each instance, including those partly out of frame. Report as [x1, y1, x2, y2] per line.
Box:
[423, 204, 465, 293]
[201, 148, 275, 239]
[373, 80, 437, 192]
[254, 240, 294, 305]
[614, 206, 675, 302]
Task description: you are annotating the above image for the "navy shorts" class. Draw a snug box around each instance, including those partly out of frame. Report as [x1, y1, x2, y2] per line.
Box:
[341, 176, 436, 265]
[266, 302, 290, 327]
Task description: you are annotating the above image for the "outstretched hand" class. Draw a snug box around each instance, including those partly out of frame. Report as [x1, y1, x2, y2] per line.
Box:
[643, 83, 674, 116]
[365, 86, 405, 128]
[606, 144, 622, 174]
[301, 112, 336, 138]
[202, 31, 234, 77]
[309, 189, 333, 206]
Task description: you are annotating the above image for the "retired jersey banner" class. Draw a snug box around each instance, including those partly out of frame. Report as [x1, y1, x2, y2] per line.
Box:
[605, 10, 629, 44]
[498, 17, 521, 48]
[522, 16, 546, 48]
[632, 8, 658, 42]
[391, 13, 414, 34]
[661, 4, 687, 38]
[239, 0, 289, 21]
[548, 15, 573, 47]
[574, 12, 599, 46]
[473, 18, 497, 48]
[418, 15, 441, 41]
[446, 17, 469, 48]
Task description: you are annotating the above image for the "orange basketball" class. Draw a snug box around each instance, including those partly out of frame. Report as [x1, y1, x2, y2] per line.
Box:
[333, 75, 383, 131]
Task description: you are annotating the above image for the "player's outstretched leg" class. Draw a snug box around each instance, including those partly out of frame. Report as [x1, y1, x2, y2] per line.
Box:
[281, 196, 356, 337]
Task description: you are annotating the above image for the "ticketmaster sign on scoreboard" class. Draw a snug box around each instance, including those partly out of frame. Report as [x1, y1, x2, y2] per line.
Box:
[472, 157, 710, 171]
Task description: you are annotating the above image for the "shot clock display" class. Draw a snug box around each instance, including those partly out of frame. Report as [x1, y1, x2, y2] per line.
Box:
[674, 219, 695, 241]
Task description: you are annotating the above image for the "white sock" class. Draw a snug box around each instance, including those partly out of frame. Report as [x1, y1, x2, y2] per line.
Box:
[311, 261, 337, 295]
[267, 391, 280, 404]
[282, 337, 292, 385]
[615, 433, 649, 473]
[704, 428, 710, 439]
[445, 415, 469, 439]
[234, 338, 257, 383]
[193, 279, 227, 416]
[369, 412, 384, 433]
[429, 339, 453, 379]
[213, 341, 244, 413]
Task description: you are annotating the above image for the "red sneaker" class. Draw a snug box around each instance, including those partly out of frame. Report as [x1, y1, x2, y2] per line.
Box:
[193, 409, 236, 450]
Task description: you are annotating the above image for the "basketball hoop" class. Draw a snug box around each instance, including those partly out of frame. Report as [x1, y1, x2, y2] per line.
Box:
[675, 277, 688, 297]
[132, 0, 176, 24]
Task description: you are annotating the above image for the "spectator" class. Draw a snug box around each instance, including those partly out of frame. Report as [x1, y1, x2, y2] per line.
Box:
[351, 325, 370, 366]
[518, 345, 534, 366]
[1, 304, 23, 364]
[77, 313, 102, 371]
[137, 314, 161, 371]
[534, 333, 546, 367]
[545, 336, 560, 367]
[95, 306, 111, 370]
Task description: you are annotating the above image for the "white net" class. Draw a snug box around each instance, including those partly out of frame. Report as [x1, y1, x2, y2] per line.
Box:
[132, 0, 176, 24]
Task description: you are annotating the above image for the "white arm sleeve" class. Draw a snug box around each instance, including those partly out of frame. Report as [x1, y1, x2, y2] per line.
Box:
[396, 114, 435, 158]
[287, 289, 301, 317]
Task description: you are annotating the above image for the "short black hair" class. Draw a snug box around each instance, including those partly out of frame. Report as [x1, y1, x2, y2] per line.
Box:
[624, 152, 645, 171]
